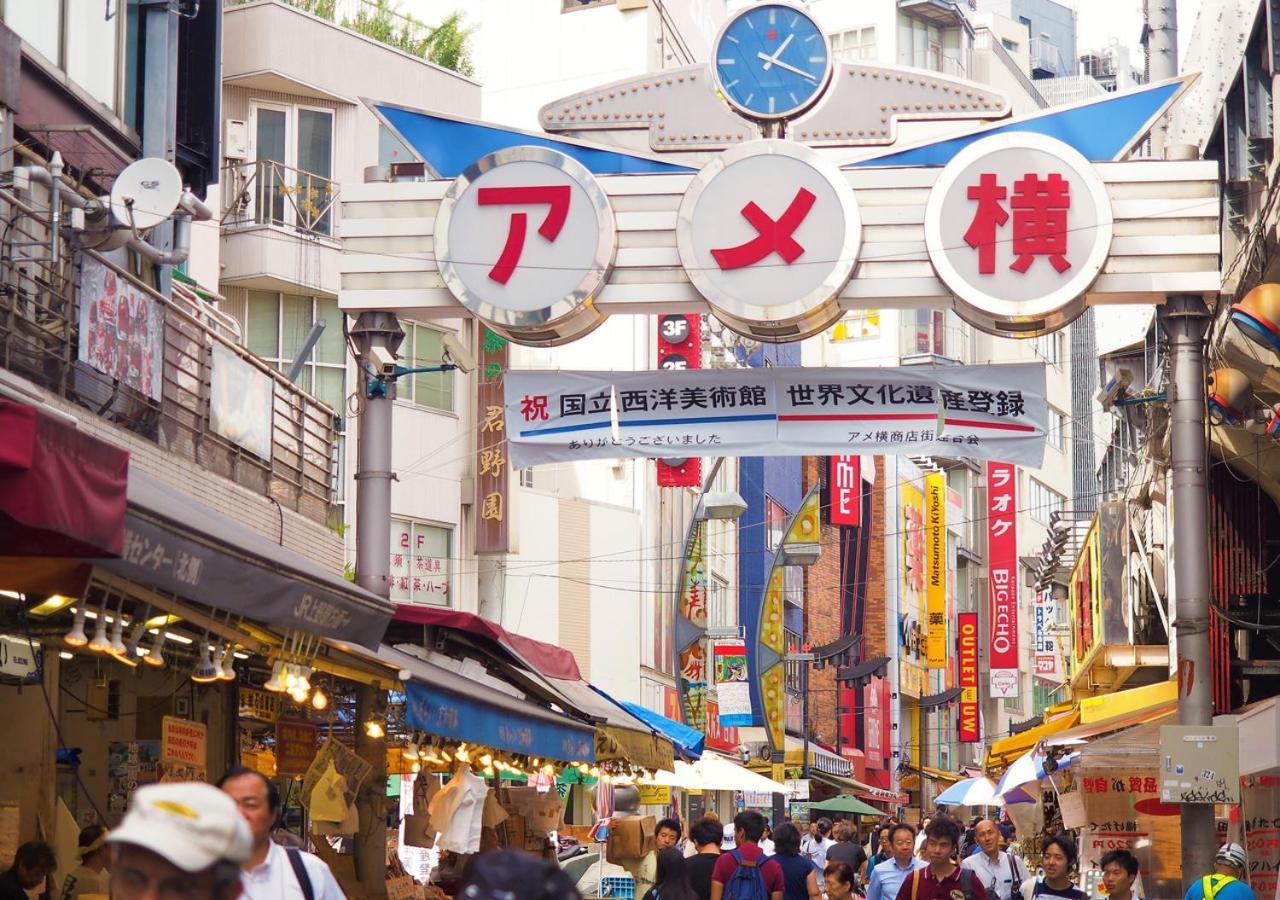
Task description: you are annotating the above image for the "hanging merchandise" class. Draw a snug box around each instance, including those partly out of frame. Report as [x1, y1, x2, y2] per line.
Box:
[403, 773, 437, 849]
[482, 789, 508, 828]
[504, 785, 564, 837]
[428, 765, 488, 853]
[310, 761, 349, 823]
[302, 736, 372, 815]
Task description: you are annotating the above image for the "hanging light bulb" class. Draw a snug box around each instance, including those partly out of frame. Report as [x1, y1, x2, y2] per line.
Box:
[479, 753, 493, 767]
[264, 659, 286, 691]
[87, 607, 111, 653]
[64, 605, 89, 648]
[191, 644, 220, 684]
[364, 718, 385, 739]
[311, 687, 328, 710]
[108, 614, 128, 656]
[143, 630, 167, 667]
[411, 761, 421, 774]
[283, 664, 298, 691]
[404, 742, 420, 761]
[217, 645, 237, 681]
[122, 617, 148, 662]
[296, 665, 312, 692]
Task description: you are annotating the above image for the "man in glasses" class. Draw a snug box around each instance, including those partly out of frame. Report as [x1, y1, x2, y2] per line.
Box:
[107, 782, 251, 900]
[961, 819, 1026, 900]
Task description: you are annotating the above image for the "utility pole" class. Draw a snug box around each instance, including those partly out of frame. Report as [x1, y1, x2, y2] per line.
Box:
[1145, 0, 1178, 156]
[350, 310, 403, 894]
[1158, 294, 1215, 887]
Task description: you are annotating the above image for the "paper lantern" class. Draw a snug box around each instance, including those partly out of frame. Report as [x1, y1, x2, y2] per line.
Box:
[1231, 284, 1280, 353]
[1207, 368, 1252, 426]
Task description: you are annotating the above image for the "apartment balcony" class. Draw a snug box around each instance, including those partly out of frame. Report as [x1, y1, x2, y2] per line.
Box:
[898, 0, 975, 29]
[0, 181, 340, 527]
[1029, 36, 1069, 79]
[220, 160, 341, 297]
[900, 310, 972, 365]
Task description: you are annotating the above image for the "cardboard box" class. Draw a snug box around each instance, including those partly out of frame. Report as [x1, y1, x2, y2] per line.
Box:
[607, 815, 656, 862]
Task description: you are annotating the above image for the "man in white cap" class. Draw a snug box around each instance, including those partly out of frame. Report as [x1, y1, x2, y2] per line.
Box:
[1182, 843, 1255, 900]
[106, 782, 251, 900]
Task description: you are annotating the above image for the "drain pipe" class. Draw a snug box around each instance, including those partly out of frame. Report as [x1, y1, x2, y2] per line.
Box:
[128, 188, 213, 266]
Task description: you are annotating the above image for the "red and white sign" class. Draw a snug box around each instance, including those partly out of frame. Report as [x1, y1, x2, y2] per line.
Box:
[830, 455, 861, 526]
[657, 314, 702, 487]
[435, 146, 615, 342]
[864, 676, 885, 765]
[160, 716, 207, 769]
[925, 133, 1114, 335]
[704, 699, 740, 753]
[1033, 587, 1065, 682]
[677, 139, 861, 339]
[957, 612, 980, 742]
[987, 461, 1019, 698]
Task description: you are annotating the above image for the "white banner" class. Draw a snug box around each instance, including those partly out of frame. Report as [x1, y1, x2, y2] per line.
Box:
[1032, 588, 1065, 683]
[505, 364, 1047, 468]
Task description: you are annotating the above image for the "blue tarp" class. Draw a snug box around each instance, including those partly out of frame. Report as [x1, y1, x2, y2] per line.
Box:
[619, 700, 705, 759]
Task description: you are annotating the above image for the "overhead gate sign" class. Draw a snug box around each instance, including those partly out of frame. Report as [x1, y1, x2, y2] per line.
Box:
[505, 363, 1047, 468]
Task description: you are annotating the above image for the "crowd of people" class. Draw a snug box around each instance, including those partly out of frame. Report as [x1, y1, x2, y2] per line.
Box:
[0, 785, 1259, 900]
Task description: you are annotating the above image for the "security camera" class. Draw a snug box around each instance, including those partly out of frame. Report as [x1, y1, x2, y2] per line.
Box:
[1096, 368, 1132, 411]
[442, 331, 477, 374]
[368, 345, 398, 378]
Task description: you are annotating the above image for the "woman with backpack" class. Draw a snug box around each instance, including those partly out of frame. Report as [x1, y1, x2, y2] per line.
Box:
[644, 849, 701, 900]
[769, 823, 821, 900]
[1019, 835, 1086, 900]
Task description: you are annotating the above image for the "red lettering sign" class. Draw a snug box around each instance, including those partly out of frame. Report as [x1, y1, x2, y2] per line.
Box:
[829, 455, 861, 526]
[476, 185, 572, 284]
[987, 461, 1019, 696]
[963, 172, 1072, 275]
[711, 188, 816, 270]
[957, 612, 980, 742]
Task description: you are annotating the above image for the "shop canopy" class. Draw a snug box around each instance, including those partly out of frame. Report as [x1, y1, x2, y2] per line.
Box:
[1045, 683, 1178, 752]
[548, 678, 676, 771]
[0, 397, 127, 562]
[649, 755, 794, 794]
[1076, 678, 1177, 725]
[806, 794, 883, 816]
[99, 470, 394, 648]
[384, 644, 597, 762]
[985, 706, 1081, 771]
[621, 701, 705, 759]
[393, 605, 581, 680]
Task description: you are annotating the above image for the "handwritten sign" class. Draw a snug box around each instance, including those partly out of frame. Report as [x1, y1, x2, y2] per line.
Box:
[1242, 775, 1280, 898]
[638, 785, 672, 805]
[161, 716, 207, 768]
[275, 719, 319, 776]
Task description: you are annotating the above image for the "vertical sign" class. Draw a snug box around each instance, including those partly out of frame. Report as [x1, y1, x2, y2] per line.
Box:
[713, 641, 753, 727]
[899, 481, 926, 697]
[924, 472, 947, 669]
[477, 328, 510, 552]
[987, 461, 1019, 697]
[655, 314, 702, 487]
[829, 455, 861, 526]
[864, 677, 884, 765]
[957, 612, 980, 742]
[704, 699, 741, 753]
[1033, 588, 1065, 682]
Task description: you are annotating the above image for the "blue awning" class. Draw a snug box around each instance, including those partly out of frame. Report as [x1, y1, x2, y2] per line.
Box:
[620, 700, 705, 759]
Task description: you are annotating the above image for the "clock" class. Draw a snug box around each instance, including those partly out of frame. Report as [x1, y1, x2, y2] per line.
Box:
[713, 3, 831, 120]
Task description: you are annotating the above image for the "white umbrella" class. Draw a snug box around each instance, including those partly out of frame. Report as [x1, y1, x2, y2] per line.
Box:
[645, 757, 795, 794]
[934, 776, 1000, 806]
[995, 749, 1080, 797]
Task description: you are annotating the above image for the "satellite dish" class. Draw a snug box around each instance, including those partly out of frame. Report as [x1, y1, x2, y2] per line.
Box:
[110, 158, 182, 231]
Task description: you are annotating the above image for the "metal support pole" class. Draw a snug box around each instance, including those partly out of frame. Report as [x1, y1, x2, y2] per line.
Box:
[1145, 0, 1178, 156]
[1158, 294, 1215, 888]
[801, 663, 811, 781]
[771, 749, 786, 828]
[351, 312, 405, 599]
[140, 0, 180, 297]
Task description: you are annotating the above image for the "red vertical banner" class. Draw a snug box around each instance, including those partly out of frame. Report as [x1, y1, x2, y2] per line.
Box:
[957, 612, 980, 742]
[656, 314, 701, 487]
[987, 461, 1019, 698]
[829, 455, 861, 526]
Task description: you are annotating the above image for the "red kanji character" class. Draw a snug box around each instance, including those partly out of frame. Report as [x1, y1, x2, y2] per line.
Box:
[520, 394, 550, 421]
[1143, 777, 1157, 793]
[1010, 173, 1071, 274]
[476, 185, 572, 284]
[964, 173, 1009, 274]
[1129, 776, 1143, 793]
[712, 188, 816, 270]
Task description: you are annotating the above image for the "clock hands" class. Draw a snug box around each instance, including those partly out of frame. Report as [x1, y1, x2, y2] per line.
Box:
[756, 51, 818, 83]
[758, 32, 795, 70]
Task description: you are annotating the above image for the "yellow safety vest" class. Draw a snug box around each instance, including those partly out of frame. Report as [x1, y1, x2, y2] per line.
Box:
[1201, 874, 1240, 900]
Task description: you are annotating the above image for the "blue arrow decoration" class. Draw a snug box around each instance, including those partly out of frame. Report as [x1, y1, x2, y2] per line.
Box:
[849, 75, 1193, 167]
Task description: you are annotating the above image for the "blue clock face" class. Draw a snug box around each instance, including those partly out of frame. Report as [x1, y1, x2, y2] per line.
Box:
[714, 4, 830, 119]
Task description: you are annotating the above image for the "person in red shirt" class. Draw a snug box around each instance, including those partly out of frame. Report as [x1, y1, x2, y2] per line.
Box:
[710, 811, 784, 900]
[895, 815, 988, 900]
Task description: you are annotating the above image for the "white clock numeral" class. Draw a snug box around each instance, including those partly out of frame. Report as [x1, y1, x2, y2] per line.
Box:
[790, 92, 799, 105]
[725, 34, 739, 43]
[804, 34, 817, 41]
[725, 79, 740, 90]
[769, 8, 776, 24]
[744, 93, 754, 105]
[769, 96, 776, 114]
[719, 58, 735, 65]
[809, 56, 824, 64]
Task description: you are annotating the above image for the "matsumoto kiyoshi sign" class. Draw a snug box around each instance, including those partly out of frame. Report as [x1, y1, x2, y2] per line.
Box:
[505, 364, 1048, 469]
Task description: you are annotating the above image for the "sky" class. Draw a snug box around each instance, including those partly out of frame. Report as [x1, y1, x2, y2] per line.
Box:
[1074, 0, 1202, 65]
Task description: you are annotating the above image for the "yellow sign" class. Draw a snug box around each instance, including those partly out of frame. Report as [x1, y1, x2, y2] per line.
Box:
[638, 785, 672, 805]
[900, 661, 924, 698]
[925, 473, 947, 669]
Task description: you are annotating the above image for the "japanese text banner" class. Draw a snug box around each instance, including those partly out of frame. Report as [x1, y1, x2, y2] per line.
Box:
[505, 364, 1047, 468]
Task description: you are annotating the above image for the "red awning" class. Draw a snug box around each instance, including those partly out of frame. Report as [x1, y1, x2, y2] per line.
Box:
[0, 399, 128, 558]
[393, 605, 582, 681]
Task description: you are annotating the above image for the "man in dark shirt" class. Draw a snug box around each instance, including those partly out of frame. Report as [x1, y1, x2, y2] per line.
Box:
[0, 842, 56, 900]
[825, 822, 868, 884]
[686, 817, 724, 900]
[895, 816, 988, 900]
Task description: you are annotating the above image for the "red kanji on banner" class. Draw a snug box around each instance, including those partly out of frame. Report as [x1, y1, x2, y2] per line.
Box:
[476, 185, 572, 284]
[1010, 173, 1072, 273]
[964, 173, 1009, 274]
[712, 188, 816, 270]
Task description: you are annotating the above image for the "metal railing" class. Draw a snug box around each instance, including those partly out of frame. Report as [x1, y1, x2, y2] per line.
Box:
[0, 181, 339, 526]
[973, 27, 1049, 109]
[1029, 36, 1067, 76]
[222, 159, 339, 238]
[899, 48, 970, 78]
[226, 0, 434, 56]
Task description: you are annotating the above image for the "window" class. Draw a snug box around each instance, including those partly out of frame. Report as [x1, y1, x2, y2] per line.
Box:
[830, 26, 876, 62]
[378, 123, 416, 168]
[1002, 38, 1018, 51]
[390, 518, 452, 607]
[904, 309, 970, 363]
[829, 309, 880, 342]
[765, 497, 787, 551]
[1032, 332, 1063, 366]
[1047, 408, 1066, 451]
[246, 291, 346, 413]
[5, 0, 123, 112]
[708, 573, 732, 629]
[398, 322, 456, 413]
[249, 101, 336, 236]
[519, 468, 535, 488]
[1028, 478, 1066, 525]
[784, 628, 804, 694]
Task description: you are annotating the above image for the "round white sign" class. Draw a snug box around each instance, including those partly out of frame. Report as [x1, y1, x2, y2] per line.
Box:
[435, 146, 615, 345]
[676, 139, 861, 341]
[924, 132, 1113, 336]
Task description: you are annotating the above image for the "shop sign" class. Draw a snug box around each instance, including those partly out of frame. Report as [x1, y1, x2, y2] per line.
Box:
[275, 719, 319, 777]
[864, 676, 887, 768]
[676, 140, 861, 338]
[1032, 588, 1064, 682]
[209, 344, 273, 461]
[390, 519, 451, 606]
[638, 785, 672, 805]
[956, 612, 980, 743]
[704, 699, 740, 754]
[434, 146, 616, 344]
[987, 461, 1019, 698]
[506, 364, 1048, 469]
[1077, 768, 1180, 892]
[663, 686, 682, 722]
[238, 687, 281, 723]
[1242, 774, 1280, 898]
[924, 133, 1114, 335]
[679, 522, 710, 732]
[1158, 725, 1240, 804]
[656, 314, 702, 488]
[476, 327, 510, 553]
[786, 779, 810, 801]
[829, 455, 861, 526]
[900, 478, 926, 697]
[160, 716, 207, 770]
[859, 787, 910, 806]
[108, 741, 160, 817]
[713, 641, 752, 727]
[924, 473, 947, 669]
[0, 634, 39, 680]
[78, 256, 164, 402]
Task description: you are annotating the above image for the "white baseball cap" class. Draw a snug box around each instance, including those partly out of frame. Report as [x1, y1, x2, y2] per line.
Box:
[108, 782, 253, 872]
[722, 824, 737, 849]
